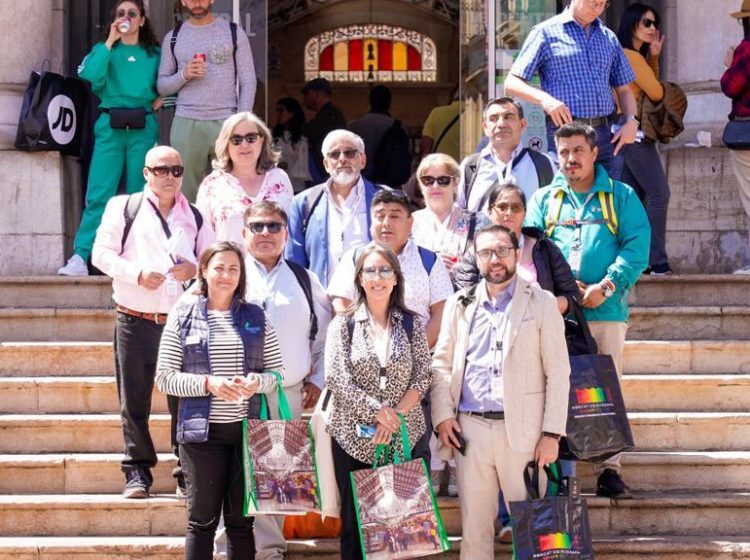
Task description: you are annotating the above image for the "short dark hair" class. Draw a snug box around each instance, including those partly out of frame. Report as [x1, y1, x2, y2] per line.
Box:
[473, 224, 520, 252]
[371, 188, 412, 216]
[483, 96, 525, 120]
[487, 180, 527, 212]
[369, 85, 392, 113]
[196, 241, 247, 302]
[555, 122, 597, 150]
[243, 201, 288, 226]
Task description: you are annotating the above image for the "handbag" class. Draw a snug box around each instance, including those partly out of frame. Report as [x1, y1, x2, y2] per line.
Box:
[509, 461, 595, 560]
[108, 107, 147, 130]
[637, 81, 687, 143]
[564, 300, 599, 357]
[723, 117, 750, 150]
[350, 416, 450, 559]
[242, 372, 321, 516]
[309, 388, 341, 519]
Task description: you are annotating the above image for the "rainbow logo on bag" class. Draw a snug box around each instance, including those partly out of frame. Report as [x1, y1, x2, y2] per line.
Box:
[538, 532, 572, 551]
[576, 387, 612, 405]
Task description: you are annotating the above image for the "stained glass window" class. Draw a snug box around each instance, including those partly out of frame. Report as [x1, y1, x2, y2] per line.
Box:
[304, 25, 437, 82]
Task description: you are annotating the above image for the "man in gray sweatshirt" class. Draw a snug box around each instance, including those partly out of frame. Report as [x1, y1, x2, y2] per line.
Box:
[158, 0, 257, 201]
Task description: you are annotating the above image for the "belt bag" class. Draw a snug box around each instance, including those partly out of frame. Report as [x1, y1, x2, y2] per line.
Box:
[108, 107, 146, 129]
[723, 117, 750, 150]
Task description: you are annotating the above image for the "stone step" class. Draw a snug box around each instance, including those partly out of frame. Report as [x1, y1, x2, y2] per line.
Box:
[627, 306, 750, 340]
[0, 309, 114, 342]
[3, 451, 747, 496]
[1, 535, 750, 560]
[0, 276, 112, 309]
[2, 412, 747, 454]
[630, 274, 750, 307]
[1, 492, 749, 538]
[622, 374, 750, 412]
[0, 377, 168, 414]
[0, 342, 113, 377]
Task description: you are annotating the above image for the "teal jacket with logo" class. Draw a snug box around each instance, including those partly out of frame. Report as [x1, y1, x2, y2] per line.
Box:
[524, 164, 650, 322]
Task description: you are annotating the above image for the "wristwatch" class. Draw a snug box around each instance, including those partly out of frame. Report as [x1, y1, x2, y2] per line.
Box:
[600, 279, 616, 299]
[542, 431, 561, 441]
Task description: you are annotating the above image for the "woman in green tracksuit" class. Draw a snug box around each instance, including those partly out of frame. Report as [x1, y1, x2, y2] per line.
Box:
[59, 0, 162, 276]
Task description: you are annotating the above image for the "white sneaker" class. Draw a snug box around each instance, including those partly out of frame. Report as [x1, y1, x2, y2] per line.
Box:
[57, 254, 89, 276]
[733, 266, 750, 275]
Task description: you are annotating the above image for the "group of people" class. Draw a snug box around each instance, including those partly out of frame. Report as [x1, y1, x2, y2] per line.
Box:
[64, 0, 699, 559]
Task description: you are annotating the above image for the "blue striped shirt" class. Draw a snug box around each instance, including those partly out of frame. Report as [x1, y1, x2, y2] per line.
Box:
[509, 8, 635, 118]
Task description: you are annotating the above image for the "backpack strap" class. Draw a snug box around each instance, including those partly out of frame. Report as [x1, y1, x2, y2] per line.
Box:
[401, 310, 414, 342]
[301, 184, 326, 236]
[527, 149, 555, 188]
[229, 22, 238, 88]
[544, 189, 565, 237]
[433, 112, 459, 154]
[121, 192, 144, 254]
[467, 212, 478, 242]
[416, 246, 437, 275]
[285, 259, 318, 342]
[462, 153, 482, 206]
[599, 183, 618, 236]
[170, 21, 183, 70]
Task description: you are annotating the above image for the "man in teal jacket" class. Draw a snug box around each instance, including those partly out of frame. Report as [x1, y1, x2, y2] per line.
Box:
[525, 122, 650, 499]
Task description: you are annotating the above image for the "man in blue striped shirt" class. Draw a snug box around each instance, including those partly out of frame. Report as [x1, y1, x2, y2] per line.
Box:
[505, 0, 638, 180]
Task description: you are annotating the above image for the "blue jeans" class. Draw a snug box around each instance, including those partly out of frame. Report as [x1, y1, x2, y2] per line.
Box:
[547, 122, 623, 181]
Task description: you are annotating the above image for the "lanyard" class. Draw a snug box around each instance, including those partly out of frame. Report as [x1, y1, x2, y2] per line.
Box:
[490, 298, 510, 377]
[368, 315, 391, 391]
[565, 191, 597, 244]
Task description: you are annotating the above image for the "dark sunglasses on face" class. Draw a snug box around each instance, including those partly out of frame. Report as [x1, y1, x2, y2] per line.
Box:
[327, 148, 359, 160]
[641, 17, 657, 28]
[230, 133, 260, 146]
[419, 175, 454, 187]
[246, 221, 284, 234]
[146, 165, 184, 178]
[117, 8, 140, 19]
[476, 246, 514, 261]
[492, 202, 525, 214]
[361, 266, 395, 280]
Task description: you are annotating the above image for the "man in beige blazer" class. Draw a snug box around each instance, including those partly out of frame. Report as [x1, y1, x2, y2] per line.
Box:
[431, 224, 570, 559]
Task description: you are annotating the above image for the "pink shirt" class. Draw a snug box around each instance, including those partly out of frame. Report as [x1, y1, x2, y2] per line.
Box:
[92, 186, 215, 313]
[196, 167, 294, 248]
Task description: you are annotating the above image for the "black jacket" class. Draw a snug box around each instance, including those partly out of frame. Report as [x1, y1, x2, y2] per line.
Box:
[453, 227, 579, 309]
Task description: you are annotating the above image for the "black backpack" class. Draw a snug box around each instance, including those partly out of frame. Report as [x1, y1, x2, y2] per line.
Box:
[285, 259, 318, 342]
[120, 192, 203, 253]
[370, 119, 412, 187]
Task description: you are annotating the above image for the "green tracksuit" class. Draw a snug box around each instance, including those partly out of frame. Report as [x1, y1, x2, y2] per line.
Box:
[73, 41, 160, 261]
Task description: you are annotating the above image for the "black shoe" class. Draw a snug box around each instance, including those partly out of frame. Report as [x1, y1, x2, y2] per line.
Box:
[596, 468, 633, 499]
[123, 470, 150, 499]
[650, 263, 674, 276]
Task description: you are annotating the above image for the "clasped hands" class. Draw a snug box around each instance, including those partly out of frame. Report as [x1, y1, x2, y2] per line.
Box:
[206, 374, 260, 403]
[373, 405, 403, 445]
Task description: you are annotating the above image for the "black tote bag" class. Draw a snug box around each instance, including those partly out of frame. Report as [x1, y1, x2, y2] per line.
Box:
[15, 70, 88, 156]
[510, 461, 595, 560]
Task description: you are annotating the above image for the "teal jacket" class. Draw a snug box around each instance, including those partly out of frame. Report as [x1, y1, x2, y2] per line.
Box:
[525, 164, 650, 322]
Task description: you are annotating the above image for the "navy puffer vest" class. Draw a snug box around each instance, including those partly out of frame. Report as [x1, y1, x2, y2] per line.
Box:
[176, 294, 265, 443]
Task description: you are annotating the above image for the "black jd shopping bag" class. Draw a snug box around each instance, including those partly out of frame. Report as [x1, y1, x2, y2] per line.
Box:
[510, 461, 594, 560]
[15, 70, 88, 156]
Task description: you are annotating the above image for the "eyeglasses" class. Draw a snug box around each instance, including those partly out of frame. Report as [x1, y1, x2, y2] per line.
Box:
[327, 148, 359, 160]
[491, 202, 525, 214]
[641, 17, 657, 28]
[230, 133, 260, 146]
[476, 246, 515, 261]
[245, 221, 284, 234]
[419, 175, 454, 187]
[116, 8, 140, 19]
[361, 266, 395, 280]
[146, 165, 184, 178]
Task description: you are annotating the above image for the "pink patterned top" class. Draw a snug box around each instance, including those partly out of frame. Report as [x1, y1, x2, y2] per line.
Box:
[196, 167, 294, 249]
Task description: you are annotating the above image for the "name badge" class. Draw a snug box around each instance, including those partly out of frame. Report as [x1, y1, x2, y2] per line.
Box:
[166, 280, 179, 297]
[491, 374, 503, 402]
[186, 334, 200, 345]
[568, 243, 582, 274]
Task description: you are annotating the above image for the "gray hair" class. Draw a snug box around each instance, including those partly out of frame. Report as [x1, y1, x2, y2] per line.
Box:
[321, 129, 366, 157]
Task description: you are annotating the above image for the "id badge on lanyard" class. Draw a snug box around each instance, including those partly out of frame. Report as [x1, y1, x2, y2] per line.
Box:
[567, 192, 595, 277]
[491, 315, 506, 402]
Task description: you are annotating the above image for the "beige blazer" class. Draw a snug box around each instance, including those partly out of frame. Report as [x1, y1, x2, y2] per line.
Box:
[431, 276, 570, 460]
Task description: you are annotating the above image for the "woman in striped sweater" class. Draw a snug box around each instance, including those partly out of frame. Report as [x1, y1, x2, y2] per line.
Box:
[156, 241, 284, 560]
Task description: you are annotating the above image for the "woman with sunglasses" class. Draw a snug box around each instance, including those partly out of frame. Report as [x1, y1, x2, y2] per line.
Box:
[412, 154, 488, 279]
[325, 242, 432, 560]
[454, 181, 578, 314]
[59, 0, 162, 276]
[156, 241, 285, 560]
[196, 112, 294, 249]
[272, 97, 311, 193]
[616, 4, 673, 275]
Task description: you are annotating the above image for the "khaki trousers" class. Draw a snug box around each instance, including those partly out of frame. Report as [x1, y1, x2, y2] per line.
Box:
[455, 413, 547, 560]
[253, 380, 305, 560]
[588, 321, 628, 473]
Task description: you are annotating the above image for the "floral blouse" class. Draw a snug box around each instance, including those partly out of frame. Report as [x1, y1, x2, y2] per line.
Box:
[412, 206, 488, 265]
[196, 167, 294, 248]
[324, 305, 432, 464]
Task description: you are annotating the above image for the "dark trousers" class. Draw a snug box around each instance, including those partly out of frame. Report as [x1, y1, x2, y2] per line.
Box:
[114, 312, 164, 478]
[332, 439, 371, 560]
[621, 140, 670, 266]
[547, 122, 624, 181]
[411, 397, 432, 466]
[180, 421, 254, 560]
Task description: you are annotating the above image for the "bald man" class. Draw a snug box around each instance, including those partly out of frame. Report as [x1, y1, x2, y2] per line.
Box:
[93, 146, 215, 499]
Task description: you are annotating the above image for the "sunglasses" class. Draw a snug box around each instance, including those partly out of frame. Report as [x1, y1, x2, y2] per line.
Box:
[361, 266, 395, 280]
[492, 202, 525, 214]
[146, 165, 184, 178]
[476, 246, 515, 261]
[116, 8, 140, 19]
[230, 133, 260, 146]
[419, 175, 453, 187]
[327, 148, 359, 160]
[246, 221, 284, 234]
[641, 17, 658, 28]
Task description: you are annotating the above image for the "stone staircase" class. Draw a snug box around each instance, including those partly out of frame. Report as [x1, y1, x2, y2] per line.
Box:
[0, 276, 749, 559]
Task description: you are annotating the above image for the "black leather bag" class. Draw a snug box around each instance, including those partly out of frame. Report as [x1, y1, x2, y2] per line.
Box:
[564, 300, 598, 357]
[723, 118, 750, 150]
[108, 107, 147, 130]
